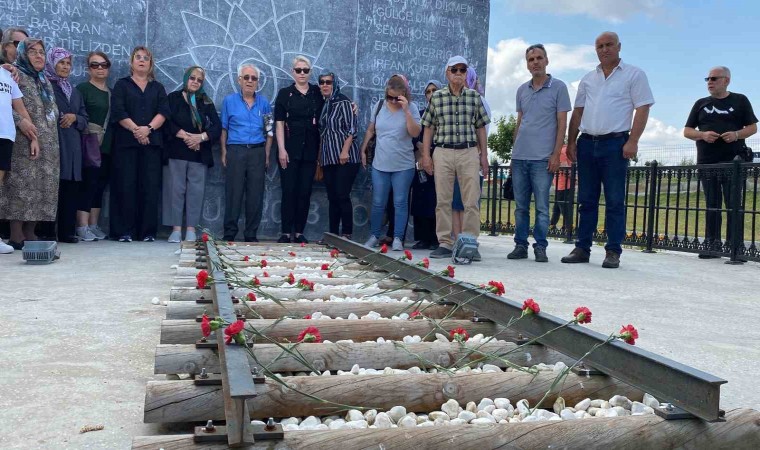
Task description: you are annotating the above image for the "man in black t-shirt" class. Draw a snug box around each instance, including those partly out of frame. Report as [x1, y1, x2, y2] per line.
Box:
[684, 66, 758, 258]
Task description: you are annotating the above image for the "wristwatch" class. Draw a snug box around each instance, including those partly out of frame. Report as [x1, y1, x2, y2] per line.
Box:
[147, 125, 154, 133]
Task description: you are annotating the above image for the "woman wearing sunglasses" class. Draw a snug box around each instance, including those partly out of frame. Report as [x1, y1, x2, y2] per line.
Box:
[0, 27, 28, 65]
[163, 66, 221, 243]
[316, 71, 360, 242]
[109, 46, 170, 243]
[274, 55, 323, 244]
[360, 74, 421, 251]
[75, 51, 114, 241]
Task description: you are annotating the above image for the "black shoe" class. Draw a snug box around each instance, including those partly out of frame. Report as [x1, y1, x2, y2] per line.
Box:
[412, 241, 430, 249]
[698, 253, 721, 259]
[223, 235, 235, 241]
[294, 234, 309, 244]
[118, 235, 132, 242]
[561, 248, 590, 263]
[277, 234, 291, 243]
[507, 246, 528, 260]
[9, 240, 24, 250]
[534, 246, 548, 263]
[429, 243, 440, 251]
[430, 246, 453, 258]
[60, 236, 79, 244]
[142, 236, 155, 242]
[602, 250, 620, 268]
[245, 237, 259, 243]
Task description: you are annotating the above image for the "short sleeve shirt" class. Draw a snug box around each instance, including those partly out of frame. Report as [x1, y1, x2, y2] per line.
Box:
[420, 86, 490, 145]
[370, 100, 420, 172]
[274, 83, 323, 161]
[513, 75, 571, 160]
[0, 69, 23, 141]
[685, 93, 758, 164]
[575, 61, 654, 135]
[221, 92, 272, 145]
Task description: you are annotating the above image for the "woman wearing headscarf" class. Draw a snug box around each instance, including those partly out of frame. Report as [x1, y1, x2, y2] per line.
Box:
[451, 67, 491, 240]
[0, 39, 60, 249]
[317, 71, 360, 241]
[45, 47, 89, 243]
[410, 79, 442, 250]
[110, 46, 170, 243]
[360, 74, 421, 251]
[163, 66, 221, 243]
[274, 55, 323, 244]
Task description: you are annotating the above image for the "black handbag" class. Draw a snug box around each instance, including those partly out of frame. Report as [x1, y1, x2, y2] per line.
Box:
[738, 144, 754, 162]
[502, 175, 514, 200]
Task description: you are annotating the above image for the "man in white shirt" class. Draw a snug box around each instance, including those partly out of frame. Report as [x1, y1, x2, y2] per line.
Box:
[561, 32, 654, 268]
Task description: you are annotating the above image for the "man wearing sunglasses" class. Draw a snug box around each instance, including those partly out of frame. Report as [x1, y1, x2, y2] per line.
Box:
[420, 56, 490, 260]
[684, 66, 757, 259]
[562, 31, 654, 269]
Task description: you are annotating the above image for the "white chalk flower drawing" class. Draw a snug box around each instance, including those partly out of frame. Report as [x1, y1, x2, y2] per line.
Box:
[155, 0, 343, 104]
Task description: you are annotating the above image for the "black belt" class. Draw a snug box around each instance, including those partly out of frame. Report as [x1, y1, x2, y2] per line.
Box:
[231, 143, 265, 148]
[439, 141, 477, 149]
[580, 132, 629, 141]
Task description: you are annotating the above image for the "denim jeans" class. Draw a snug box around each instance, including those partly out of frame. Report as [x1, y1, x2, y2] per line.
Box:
[370, 167, 415, 239]
[511, 159, 554, 249]
[575, 135, 629, 254]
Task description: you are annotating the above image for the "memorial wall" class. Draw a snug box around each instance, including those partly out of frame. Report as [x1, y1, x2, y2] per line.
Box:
[1, 0, 490, 239]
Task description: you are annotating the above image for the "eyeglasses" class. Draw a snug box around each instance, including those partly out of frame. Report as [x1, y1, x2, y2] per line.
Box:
[188, 75, 204, 83]
[27, 50, 45, 57]
[425, 88, 437, 94]
[133, 55, 151, 62]
[318, 79, 333, 85]
[705, 76, 726, 82]
[89, 62, 110, 69]
[449, 67, 467, 74]
[385, 95, 401, 102]
[12, 40, 21, 47]
[240, 74, 258, 81]
[293, 67, 310, 74]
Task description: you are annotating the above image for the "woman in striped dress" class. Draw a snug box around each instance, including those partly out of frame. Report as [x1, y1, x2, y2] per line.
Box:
[317, 71, 360, 240]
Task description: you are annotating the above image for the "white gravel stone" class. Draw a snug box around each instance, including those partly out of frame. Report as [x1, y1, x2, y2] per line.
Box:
[492, 409, 511, 422]
[416, 414, 428, 424]
[417, 421, 435, 427]
[441, 399, 461, 418]
[466, 401, 477, 413]
[388, 406, 407, 423]
[251, 420, 266, 426]
[597, 408, 619, 418]
[449, 418, 467, 425]
[328, 420, 347, 430]
[532, 410, 559, 421]
[471, 418, 496, 426]
[346, 409, 364, 422]
[311, 312, 323, 319]
[588, 407, 600, 416]
[408, 366, 422, 374]
[574, 398, 591, 411]
[589, 399, 605, 408]
[509, 417, 521, 423]
[364, 409, 377, 425]
[151, 297, 160, 305]
[428, 411, 450, 421]
[522, 415, 539, 422]
[516, 399, 530, 415]
[477, 398, 495, 411]
[347, 313, 358, 320]
[494, 398, 511, 410]
[314, 424, 329, 430]
[376, 337, 386, 343]
[553, 397, 566, 415]
[560, 409, 577, 420]
[553, 361, 568, 373]
[482, 364, 501, 373]
[383, 367, 395, 375]
[397, 416, 417, 428]
[476, 411, 495, 421]
[299, 416, 321, 429]
[283, 424, 299, 431]
[435, 333, 450, 343]
[643, 393, 660, 409]
[346, 420, 368, 429]
[280, 417, 300, 426]
[350, 364, 361, 375]
[631, 402, 655, 415]
[612, 406, 629, 416]
[374, 412, 392, 429]
[609, 395, 633, 410]
[457, 411, 477, 422]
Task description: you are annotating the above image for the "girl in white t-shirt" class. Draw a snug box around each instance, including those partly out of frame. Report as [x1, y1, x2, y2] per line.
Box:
[0, 66, 38, 184]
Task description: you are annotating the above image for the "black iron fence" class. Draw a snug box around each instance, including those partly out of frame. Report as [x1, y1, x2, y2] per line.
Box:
[480, 159, 760, 263]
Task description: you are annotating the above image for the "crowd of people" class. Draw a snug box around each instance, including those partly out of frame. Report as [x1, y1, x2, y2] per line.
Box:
[1, 27, 755, 266]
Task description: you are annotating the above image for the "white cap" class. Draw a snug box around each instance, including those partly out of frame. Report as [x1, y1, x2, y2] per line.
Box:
[446, 55, 468, 68]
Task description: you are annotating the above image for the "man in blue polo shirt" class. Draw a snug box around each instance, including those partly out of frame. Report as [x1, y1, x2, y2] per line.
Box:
[507, 44, 571, 263]
[220, 63, 273, 242]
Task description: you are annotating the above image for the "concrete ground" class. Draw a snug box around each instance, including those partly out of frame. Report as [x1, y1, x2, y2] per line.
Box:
[0, 236, 758, 449]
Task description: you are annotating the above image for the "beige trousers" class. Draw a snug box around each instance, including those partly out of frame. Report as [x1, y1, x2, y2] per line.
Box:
[433, 146, 481, 249]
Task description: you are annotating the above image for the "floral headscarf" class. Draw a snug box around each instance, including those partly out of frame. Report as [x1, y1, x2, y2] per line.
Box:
[14, 38, 56, 122]
[318, 71, 341, 130]
[182, 66, 209, 131]
[44, 46, 73, 100]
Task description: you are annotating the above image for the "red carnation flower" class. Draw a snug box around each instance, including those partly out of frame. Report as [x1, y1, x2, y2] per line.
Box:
[224, 320, 246, 345]
[196, 270, 209, 289]
[297, 326, 323, 343]
[410, 310, 422, 319]
[573, 307, 592, 324]
[330, 249, 340, 258]
[243, 255, 249, 262]
[289, 251, 296, 257]
[201, 314, 212, 337]
[201, 233, 209, 242]
[297, 278, 315, 291]
[321, 263, 329, 270]
[262, 271, 269, 277]
[251, 276, 261, 287]
[522, 298, 540, 315]
[327, 271, 334, 278]
[286, 273, 295, 284]
[440, 265, 455, 278]
[247, 292, 256, 302]
[485, 280, 505, 296]
[417, 257, 430, 269]
[300, 242, 306, 247]
[618, 324, 639, 345]
[404, 250, 413, 261]
[303, 314, 312, 319]
[380, 244, 388, 253]
[449, 327, 469, 342]
[259, 260, 268, 268]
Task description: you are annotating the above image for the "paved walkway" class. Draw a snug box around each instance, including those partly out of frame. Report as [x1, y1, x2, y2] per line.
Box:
[0, 236, 757, 449]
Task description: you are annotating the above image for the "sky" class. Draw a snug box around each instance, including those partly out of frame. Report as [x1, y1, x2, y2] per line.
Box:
[484, 0, 760, 148]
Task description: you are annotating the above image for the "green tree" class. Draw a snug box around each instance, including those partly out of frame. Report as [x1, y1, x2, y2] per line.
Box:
[487, 115, 517, 163]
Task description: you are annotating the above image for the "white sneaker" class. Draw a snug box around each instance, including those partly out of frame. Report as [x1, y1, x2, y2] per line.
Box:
[0, 241, 14, 254]
[185, 230, 197, 242]
[76, 226, 97, 242]
[167, 230, 182, 243]
[364, 235, 380, 248]
[89, 225, 107, 240]
[392, 237, 404, 251]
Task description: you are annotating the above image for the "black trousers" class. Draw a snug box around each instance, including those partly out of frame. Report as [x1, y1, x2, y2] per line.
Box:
[413, 216, 437, 244]
[56, 179, 80, 239]
[224, 145, 266, 240]
[279, 159, 316, 235]
[110, 145, 162, 239]
[322, 163, 360, 235]
[701, 174, 743, 246]
[550, 189, 574, 230]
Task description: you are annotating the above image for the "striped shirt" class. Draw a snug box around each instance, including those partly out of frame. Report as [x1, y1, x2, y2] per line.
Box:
[319, 94, 359, 166]
[420, 85, 490, 146]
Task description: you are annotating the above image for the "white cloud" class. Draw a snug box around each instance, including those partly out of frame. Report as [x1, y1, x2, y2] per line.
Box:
[506, 0, 665, 23]
[639, 117, 687, 146]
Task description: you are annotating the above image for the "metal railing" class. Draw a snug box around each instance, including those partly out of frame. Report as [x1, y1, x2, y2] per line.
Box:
[481, 159, 760, 263]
